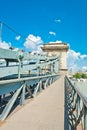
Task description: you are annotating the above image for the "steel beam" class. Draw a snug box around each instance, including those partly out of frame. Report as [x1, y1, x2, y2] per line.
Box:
[0, 85, 23, 121]
[20, 84, 26, 106]
[32, 80, 42, 97]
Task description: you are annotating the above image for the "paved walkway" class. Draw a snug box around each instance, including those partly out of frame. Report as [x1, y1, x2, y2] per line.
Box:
[0, 77, 64, 130]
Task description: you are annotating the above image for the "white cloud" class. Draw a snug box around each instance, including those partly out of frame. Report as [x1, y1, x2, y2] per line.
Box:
[49, 40, 62, 43]
[67, 50, 87, 61]
[15, 35, 21, 41]
[0, 41, 10, 49]
[24, 34, 43, 53]
[68, 64, 79, 73]
[67, 50, 80, 61]
[55, 19, 61, 23]
[49, 31, 56, 36]
[0, 41, 19, 51]
[82, 66, 87, 71]
[80, 55, 87, 59]
[67, 49, 87, 72]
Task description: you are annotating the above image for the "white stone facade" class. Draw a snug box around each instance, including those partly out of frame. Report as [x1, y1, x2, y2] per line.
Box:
[41, 43, 69, 75]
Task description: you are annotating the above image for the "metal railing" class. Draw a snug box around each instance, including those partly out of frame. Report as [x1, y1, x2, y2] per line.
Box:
[65, 76, 87, 130]
[0, 74, 60, 121]
[0, 48, 61, 121]
[0, 48, 60, 78]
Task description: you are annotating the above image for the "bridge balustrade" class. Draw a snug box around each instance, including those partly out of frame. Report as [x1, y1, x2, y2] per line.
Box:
[0, 74, 60, 121]
[0, 48, 60, 78]
[65, 76, 87, 130]
[0, 48, 61, 121]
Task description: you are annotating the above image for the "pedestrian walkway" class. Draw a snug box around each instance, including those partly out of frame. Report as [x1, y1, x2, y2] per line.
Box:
[0, 77, 64, 130]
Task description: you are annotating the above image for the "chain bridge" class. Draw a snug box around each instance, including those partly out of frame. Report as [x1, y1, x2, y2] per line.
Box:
[0, 43, 87, 130]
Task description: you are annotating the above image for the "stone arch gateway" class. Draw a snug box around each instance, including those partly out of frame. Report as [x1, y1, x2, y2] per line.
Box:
[41, 43, 69, 75]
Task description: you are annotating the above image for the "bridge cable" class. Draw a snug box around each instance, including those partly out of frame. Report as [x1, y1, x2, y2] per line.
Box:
[0, 21, 37, 44]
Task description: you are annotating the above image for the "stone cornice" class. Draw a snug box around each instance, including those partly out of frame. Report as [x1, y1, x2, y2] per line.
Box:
[41, 43, 69, 51]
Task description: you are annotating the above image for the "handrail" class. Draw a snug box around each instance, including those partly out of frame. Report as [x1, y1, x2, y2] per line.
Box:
[0, 73, 60, 120]
[66, 76, 87, 107]
[0, 48, 60, 78]
[65, 76, 87, 130]
[0, 74, 60, 85]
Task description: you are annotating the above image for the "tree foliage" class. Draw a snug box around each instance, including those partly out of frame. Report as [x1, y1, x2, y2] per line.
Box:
[73, 73, 87, 79]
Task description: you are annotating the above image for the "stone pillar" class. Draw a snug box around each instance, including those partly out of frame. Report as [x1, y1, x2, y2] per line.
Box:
[41, 43, 69, 75]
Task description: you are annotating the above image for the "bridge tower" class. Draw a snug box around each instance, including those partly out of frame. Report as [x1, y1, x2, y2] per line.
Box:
[41, 43, 69, 75]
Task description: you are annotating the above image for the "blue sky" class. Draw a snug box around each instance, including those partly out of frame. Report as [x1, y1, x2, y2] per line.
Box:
[0, 0, 87, 72]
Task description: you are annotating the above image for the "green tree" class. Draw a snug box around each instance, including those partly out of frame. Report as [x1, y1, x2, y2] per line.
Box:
[81, 73, 87, 79]
[73, 73, 81, 79]
[73, 73, 87, 79]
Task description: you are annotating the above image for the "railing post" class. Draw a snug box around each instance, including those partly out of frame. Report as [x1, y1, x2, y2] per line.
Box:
[51, 63, 53, 74]
[0, 95, 1, 102]
[76, 96, 80, 118]
[18, 60, 21, 78]
[45, 65, 46, 75]
[32, 81, 41, 97]
[84, 105, 87, 130]
[49, 78, 52, 85]
[20, 83, 26, 106]
[18, 53, 23, 78]
[39, 80, 42, 91]
[37, 66, 40, 76]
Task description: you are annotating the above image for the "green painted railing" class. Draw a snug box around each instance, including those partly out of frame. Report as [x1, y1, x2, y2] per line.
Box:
[65, 76, 87, 130]
[0, 48, 61, 121]
[0, 74, 60, 121]
[0, 48, 60, 78]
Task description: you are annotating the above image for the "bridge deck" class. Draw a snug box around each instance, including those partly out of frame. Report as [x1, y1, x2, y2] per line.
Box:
[0, 77, 64, 130]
